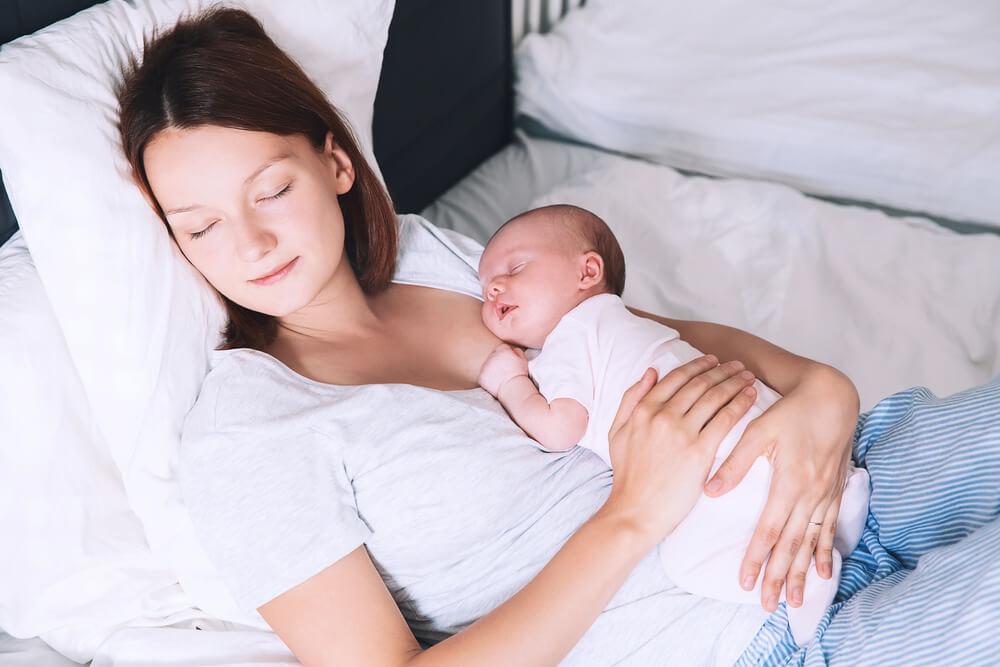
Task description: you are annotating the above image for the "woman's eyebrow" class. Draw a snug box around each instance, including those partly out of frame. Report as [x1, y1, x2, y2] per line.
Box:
[163, 153, 292, 216]
[243, 153, 291, 187]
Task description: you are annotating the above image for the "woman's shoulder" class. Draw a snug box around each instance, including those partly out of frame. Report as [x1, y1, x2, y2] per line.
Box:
[179, 347, 349, 495]
[184, 347, 329, 436]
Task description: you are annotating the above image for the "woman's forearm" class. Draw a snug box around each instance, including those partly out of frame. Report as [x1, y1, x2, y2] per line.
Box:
[628, 309, 845, 396]
[410, 508, 654, 667]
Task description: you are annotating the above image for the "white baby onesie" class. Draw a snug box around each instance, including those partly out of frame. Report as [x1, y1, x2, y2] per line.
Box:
[528, 293, 871, 646]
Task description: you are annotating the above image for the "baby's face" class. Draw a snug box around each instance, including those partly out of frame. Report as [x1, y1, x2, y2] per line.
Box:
[479, 219, 588, 349]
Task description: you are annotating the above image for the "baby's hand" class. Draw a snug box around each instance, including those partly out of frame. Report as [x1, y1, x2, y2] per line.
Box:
[478, 343, 530, 397]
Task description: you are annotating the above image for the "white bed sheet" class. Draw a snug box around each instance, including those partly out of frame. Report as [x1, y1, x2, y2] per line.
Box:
[0, 623, 297, 667]
[0, 633, 79, 667]
[423, 132, 1000, 411]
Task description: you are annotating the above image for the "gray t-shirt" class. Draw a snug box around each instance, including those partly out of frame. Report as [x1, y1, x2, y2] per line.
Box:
[179, 215, 767, 665]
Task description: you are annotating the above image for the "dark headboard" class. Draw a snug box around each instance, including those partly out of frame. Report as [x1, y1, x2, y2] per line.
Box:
[0, 0, 513, 246]
[373, 0, 512, 214]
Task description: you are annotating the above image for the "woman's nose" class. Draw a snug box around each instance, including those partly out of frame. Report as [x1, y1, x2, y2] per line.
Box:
[234, 217, 277, 262]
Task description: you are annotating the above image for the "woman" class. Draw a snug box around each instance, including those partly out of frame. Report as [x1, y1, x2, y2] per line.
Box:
[117, 8, 1000, 666]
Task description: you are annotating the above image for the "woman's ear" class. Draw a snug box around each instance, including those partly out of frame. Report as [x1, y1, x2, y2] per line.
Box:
[323, 131, 356, 195]
[579, 251, 605, 289]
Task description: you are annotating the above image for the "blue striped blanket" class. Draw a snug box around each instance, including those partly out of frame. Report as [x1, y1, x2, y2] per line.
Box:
[738, 374, 1000, 666]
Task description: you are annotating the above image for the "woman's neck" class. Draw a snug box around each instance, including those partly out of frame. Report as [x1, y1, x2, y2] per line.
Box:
[276, 269, 385, 346]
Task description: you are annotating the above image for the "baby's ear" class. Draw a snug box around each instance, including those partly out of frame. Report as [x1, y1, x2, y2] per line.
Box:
[579, 251, 605, 289]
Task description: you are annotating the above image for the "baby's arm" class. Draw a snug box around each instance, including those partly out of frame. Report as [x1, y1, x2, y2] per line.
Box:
[478, 343, 589, 451]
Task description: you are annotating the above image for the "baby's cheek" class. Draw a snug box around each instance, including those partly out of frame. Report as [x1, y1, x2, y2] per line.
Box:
[480, 302, 502, 338]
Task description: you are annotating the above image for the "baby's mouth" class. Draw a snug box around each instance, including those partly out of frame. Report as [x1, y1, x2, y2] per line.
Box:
[497, 303, 516, 321]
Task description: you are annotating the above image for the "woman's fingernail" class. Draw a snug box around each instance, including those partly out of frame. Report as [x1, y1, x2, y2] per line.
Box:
[765, 595, 778, 611]
[741, 575, 755, 590]
[791, 589, 802, 606]
[706, 479, 723, 494]
[740, 370, 753, 380]
[743, 386, 756, 396]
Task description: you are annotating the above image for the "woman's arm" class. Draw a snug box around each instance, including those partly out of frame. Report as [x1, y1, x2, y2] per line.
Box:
[629, 309, 859, 612]
[260, 357, 757, 667]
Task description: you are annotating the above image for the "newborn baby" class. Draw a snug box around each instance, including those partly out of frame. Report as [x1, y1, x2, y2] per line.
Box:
[476, 204, 870, 646]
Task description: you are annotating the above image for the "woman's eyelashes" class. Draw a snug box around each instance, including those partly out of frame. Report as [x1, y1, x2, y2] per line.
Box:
[189, 221, 218, 240]
[188, 184, 292, 240]
[259, 183, 292, 203]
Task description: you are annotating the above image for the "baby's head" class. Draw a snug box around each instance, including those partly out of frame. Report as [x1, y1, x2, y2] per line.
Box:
[479, 204, 625, 348]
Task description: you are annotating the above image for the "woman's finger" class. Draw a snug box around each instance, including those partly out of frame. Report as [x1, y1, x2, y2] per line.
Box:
[608, 367, 658, 439]
[738, 483, 797, 599]
[641, 355, 720, 409]
[815, 498, 840, 579]
[650, 359, 743, 414]
[785, 513, 826, 607]
[759, 501, 820, 611]
[686, 374, 756, 437]
[704, 419, 768, 496]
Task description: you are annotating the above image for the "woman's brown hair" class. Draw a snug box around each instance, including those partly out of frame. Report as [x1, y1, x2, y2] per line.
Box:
[117, 7, 397, 350]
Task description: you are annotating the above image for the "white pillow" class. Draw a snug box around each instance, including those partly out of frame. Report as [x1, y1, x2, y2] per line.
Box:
[516, 0, 1000, 227]
[0, 234, 206, 661]
[0, 0, 394, 649]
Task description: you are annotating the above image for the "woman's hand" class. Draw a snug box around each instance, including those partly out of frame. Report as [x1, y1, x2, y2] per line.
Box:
[703, 366, 858, 612]
[601, 355, 758, 547]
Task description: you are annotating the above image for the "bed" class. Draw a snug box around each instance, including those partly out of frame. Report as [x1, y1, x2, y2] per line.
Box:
[2, 0, 999, 665]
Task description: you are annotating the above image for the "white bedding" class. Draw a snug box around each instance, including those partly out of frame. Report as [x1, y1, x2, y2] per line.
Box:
[515, 0, 1000, 228]
[424, 133, 1000, 411]
[0, 625, 296, 667]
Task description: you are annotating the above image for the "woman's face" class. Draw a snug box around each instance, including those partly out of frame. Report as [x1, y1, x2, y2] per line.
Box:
[143, 125, 355, 317]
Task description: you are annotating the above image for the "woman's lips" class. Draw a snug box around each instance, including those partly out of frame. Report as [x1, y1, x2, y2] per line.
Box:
[250, 257, 298, 286]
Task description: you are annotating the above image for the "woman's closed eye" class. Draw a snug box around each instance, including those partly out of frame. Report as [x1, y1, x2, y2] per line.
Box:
[188, 184, 291, 240]
[190, 220, 219, 240]
[257, 183, 292, 204]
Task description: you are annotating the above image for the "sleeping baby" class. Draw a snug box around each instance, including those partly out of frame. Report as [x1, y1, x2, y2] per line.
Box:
[475, 204, 870, 646]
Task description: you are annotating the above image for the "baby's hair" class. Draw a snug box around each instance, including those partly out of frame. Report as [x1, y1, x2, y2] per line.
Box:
[116, 7, 397, 351]
[498, 204, 626, 296]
